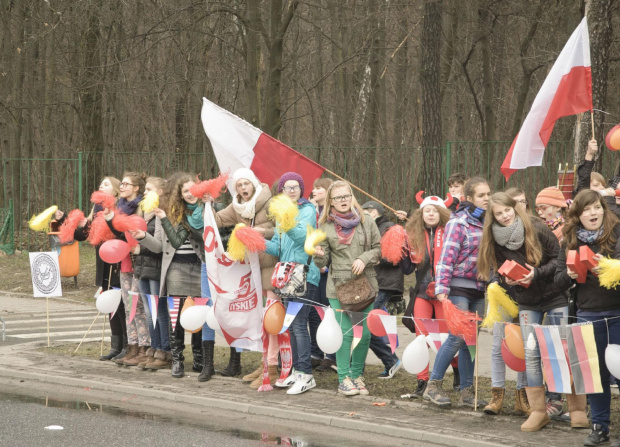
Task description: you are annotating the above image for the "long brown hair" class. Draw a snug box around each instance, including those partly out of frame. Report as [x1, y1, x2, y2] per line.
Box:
[161, 172, 195, 226]
[122, 171, 147, 196]
[505, 187, 532, 214]
[477, 192, 543, 281]
[405, 205, 451, 259]
[562, 189, 618, 255]
[463, 176, 489, 201]
[87, 176, 120, 220]
[318, 180, 364, 226]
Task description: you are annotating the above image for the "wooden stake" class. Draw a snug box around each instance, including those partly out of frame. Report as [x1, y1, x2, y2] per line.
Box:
[323, 167, 397, 214]
[474, 311, 479, 412]
[100, 314, 106, 356]
[74, 312, 101, 354]
[46, 297, 50, 348]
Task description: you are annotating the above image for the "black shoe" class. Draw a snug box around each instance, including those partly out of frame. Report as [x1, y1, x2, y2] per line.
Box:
[218, 347, 241, 377]
[584, 424, 610, 446]
[453, 367, 460, 391]
[172, 359, 185, 378]
[100, 335, 122, 360]
[198, 341, 215, 382]
[413, 379, 427, 398]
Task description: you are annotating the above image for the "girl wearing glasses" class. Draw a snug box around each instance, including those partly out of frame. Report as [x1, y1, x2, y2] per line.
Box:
[313, 180, 381, 396]
[535, 187, 568, 242]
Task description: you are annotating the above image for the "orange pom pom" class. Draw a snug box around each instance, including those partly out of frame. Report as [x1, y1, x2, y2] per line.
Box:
[111, 212, 146, 233]
[189, 173, 229, 200]
[235, 226, 266, 253]
[88, 212, 115, 246]
[442, 299, 481, 341]
[59, 209, 85, 244]
[380, 225, 408, 265]
[90, 191, 115, 209]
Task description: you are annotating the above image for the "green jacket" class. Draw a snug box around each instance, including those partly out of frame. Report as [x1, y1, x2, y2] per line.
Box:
[313, 216, 381, 299]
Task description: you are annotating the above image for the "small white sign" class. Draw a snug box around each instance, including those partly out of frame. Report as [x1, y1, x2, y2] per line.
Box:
[29, 252, 63, 298]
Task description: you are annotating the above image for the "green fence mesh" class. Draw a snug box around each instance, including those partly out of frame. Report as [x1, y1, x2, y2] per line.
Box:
[0, 200, 14, 255]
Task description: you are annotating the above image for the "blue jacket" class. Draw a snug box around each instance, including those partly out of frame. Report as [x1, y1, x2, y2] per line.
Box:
[266, 201, 320, 287]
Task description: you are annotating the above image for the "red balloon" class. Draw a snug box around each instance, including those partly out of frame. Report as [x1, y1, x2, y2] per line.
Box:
[367, 309, 389, 337]
[99, 239, 131, 264]
[502, 340, 526, 372]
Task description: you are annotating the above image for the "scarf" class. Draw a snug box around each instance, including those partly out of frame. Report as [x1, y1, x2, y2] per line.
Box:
[186, 202, 204, 230]
[117, 195, 142, 216]
[458, 200, 486, 222]
[232, 183, 263, 219]
[577, 225, 604, 245]
[546, 215, 564, 231]
[328, 210, 361, 245]
[492, 216, 525, 250]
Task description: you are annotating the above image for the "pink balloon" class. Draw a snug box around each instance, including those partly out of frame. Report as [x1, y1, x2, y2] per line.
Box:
[502, 340, 526, 372]
[100, 239, 131, 264]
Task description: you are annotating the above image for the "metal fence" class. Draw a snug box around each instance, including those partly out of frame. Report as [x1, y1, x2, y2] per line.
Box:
[0, 199, 14, 255]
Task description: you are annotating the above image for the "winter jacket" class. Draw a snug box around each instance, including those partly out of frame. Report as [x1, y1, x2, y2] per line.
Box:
[265, 201, 320, 287]
[493, 217, 568, 311]
[313, 216, 381, 299]
[374, 215, 405, 293]
[399, 226, 442, 300]
[574, 159, 594, 197]
[132, 215, 162, 281]
[555, 224, 620, 312]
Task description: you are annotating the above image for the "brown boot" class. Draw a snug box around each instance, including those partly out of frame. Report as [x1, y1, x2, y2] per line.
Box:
[521, 386, 550, 432]
[242, 365, 263, 383]
[146, 350, 172, 370]
[137, 347, 155, 369]
[483, 387, 505, 415]
[514, 388, 532, 416]
[117, 344, 138, 365]
[567, 386, 590, 429]
[124, 346, 149, 367]
[249, 365, 279, 389]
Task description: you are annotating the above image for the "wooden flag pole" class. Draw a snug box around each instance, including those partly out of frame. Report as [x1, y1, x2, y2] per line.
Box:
[323, 168, 398, 214]
[591, 110, 596, 140]
[74, 312, 101, 354]
[474, 311, 479, 412]
[47, 297, 50, 348]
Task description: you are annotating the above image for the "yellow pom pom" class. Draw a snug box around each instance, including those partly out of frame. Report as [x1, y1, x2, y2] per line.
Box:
[227, 223, 248, 261]
[598, 257, 620, 289]
[482, 283, 519, 328]
[28, 205, 58, 232]
[140, 190, 159, 213]
[268, 194, 299, 233]
[304, 225, 327, 255]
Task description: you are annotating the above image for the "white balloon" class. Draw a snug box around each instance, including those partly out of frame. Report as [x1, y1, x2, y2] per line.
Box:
[316, 307, 343, 354]
[402, 335, 430, 375]
[180, 305, 208, 331]
[96, 289, 122, 314]
[605, 344, 620, 379]
[205, 304, 224, 336]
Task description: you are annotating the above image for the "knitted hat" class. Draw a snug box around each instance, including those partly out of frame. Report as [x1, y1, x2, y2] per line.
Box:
[278, 172, 304, 196]
[232, 168, 261, 192]
[536, 187, 567, 208]
[362, 201, 385, 216]
[419, 196, 447, 210]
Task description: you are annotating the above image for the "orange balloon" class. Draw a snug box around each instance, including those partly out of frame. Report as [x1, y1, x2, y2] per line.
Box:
[605, 124, 620, 151]
[180, 297, 201, 334]
[264, 301, 286, 335]
[505, 323, 525, 360]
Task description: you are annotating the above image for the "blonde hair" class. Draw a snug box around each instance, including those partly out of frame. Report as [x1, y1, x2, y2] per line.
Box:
[591, 171, 606, 186]
[313, 177, 333, 191]
[318, 180, 365, 226]
[477, 192, 543, 281]
[87, 176, 120, 220]
[405, 205, 451, 258]
[146, 176, 165, 193]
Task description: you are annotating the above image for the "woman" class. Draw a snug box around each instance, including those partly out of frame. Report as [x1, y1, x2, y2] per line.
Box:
[399, 194, 459, 398]
[535, 187, 568, 243]
[313, 180, 381, 396]
[423, 177, 490, 408]
[136, 172, 204, 378]
[265, 172, 320, 395]
[478, 192, 573, 431]
[505, 187, 531, 214]
[555, 190, 620, 447]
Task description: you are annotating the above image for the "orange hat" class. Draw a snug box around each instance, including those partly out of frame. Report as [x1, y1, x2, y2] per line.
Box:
[535, 187, 567, 208]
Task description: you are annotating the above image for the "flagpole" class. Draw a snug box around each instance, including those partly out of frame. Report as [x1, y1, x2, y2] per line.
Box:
[323, 168, 397, 214]
[474, 311, 479, 412]
[74, 312, 101, 354]
[591, 110, 595, 140]
[100, 314, 106, 356]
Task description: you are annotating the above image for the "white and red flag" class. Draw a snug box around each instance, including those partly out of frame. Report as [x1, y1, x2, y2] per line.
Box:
[501, 18, 592, 181]
[201, 98, 325, 197]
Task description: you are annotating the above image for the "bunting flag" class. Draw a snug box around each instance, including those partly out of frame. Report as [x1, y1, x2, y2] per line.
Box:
[140, 293, 151, 321]
[146, 294, 159, 329]
[567, 323, 603, 395]
[168, 297, 181, 332]
[415, 318, 450, 353]
[194, 297, 209, 306]
[378, 314, 399, 354]
[347, 311, 366, 351]
[463, 332, 477, 360]
[313, 305, 326, 321]
[533, 325, 572, 394]
[127, 291, 139, 324]
[279, 302, 304, 334]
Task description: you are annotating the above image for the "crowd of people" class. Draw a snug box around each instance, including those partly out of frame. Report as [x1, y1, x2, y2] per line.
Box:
[54, 139, 620, 447]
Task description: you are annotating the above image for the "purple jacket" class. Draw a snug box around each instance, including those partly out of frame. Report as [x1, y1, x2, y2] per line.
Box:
[434, 209, 486, 296]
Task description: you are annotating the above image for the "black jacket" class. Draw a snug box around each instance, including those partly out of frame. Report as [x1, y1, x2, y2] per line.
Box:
[555, 224, 620, 312]
[374, 215, 404, 293]
[493, 217, 568, 311]
[133, 215, 162, 281]
[399, 226, 436, 300]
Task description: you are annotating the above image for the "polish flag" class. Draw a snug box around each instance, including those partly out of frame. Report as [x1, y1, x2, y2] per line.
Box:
[201, 98, 326, 197]
[501, 18, 592, 181]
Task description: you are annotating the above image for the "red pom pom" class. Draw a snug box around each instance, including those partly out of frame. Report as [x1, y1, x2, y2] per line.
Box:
[189, 173, 229, 200]
[235, 226, 266, 253]
[59, 209, 85, 244]
[380, 225, 408, 265]
[88, 212, 115, 246]
[90, 191, 115, 209]
[111, 212, 146, 233]
[442, 299, 481, 341]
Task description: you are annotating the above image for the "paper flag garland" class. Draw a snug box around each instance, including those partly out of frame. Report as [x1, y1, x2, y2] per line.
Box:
[533, 325, 572, 394]
[146, 294, 159, 329]
[378, 314, 399, 354]
[566, 323, 603, 395]
[347, 311, 365, 351]
[279, 302, 304, 334]
[168, 297, 181, 332]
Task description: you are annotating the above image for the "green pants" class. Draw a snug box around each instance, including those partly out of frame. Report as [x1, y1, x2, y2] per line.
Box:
[328, 298, 373, 383]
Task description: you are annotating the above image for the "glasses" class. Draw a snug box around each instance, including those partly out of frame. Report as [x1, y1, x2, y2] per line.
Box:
[535, 205, 550, 212]
[332, 194, 352, 202]
[283, 186, 301, 192]
[120, 182, 134, 188]
[237, 181, 252, 189]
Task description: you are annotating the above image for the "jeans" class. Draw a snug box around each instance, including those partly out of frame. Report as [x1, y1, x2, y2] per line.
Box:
[200, 263, 215, 342]
[284, 284, 318, 374]
[519, 307, 568, 392]
[309, 272, 336, 361]
[138, 278, 170, 351]
[577, 309, 620, 431]
[491, 322, 527, 389]
[429, 295, 485, 390]
[368, 289, 399, 368]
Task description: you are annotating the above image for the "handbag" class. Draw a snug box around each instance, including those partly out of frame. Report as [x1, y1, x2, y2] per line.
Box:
[271, 233, 312, 298]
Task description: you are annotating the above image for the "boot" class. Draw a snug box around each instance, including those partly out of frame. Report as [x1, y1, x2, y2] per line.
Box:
[112, 345, 128, 363]
[250, 365, 279, 389]
[219, 347, 241, 377]
[567, 387, 590, 429]
[170, 330, 185, 378]
[100, 335, 122, 361]
[198, 341, 215, 382]
[514, 388, 532, 416]
[521, 386, 551, 432]
[118, 344, 138, 366]
[124, 346, 149, 367]
[146, 350, 172, 370]
[483, 387, 505, 415]
[452, 367, 460, 391]
[423, 380, 452, 406]
[242, 365, 263, 383]
[137, 347, 155, 369]
[191, 332, 203, 373]
[458, 386, 488, 408]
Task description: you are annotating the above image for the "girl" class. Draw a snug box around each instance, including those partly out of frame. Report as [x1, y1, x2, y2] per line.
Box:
[313, 180, 381, 396]
[555, 190, 620, 447]
[535, 187, 568, 243]
[478, 192, 572, 431]
[423, 177, 490, 408]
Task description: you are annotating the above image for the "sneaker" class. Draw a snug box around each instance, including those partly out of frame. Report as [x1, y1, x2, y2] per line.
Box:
[583, 424, 610, 446]
[423, 380, 451, 406]
[378, 359, 402, 379]
[458, 386, 488, 408]
[338, 377, 360, 396]
[287, 373, 316, 395]
[275, 369, 297, 388]
[546, 399, 564, 418]
[353, 377, 369, 396]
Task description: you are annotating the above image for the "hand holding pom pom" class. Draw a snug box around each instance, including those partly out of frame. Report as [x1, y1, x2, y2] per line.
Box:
[304, 226, 326, 255]
[268, 195, 298, 233]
